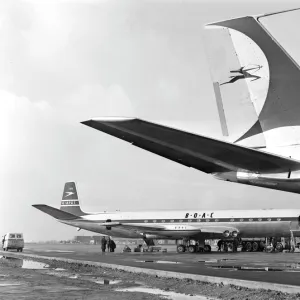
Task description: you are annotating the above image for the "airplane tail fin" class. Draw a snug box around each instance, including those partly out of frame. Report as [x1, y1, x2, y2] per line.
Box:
[60, 182, 87, 216]
[204, 8, 300, 150]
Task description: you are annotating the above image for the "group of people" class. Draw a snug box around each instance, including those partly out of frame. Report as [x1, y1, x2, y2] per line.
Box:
[101, 236, 116, 253]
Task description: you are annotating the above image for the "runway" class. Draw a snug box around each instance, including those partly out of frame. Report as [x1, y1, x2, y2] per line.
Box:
[19, 243, 300, 288]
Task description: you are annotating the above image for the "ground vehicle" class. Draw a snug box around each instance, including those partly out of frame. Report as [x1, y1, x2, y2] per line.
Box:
[2, 233, 24, 252]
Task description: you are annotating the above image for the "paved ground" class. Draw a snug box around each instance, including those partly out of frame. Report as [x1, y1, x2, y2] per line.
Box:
[0, 256, 181, 300]
[1, 253, 299, 300]
[20, 243, 300, 287]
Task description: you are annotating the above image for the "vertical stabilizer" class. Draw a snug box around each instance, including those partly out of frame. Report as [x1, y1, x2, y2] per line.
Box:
[204, 24, 268, 148]
[60, 182, 86, 216]
[204, 8, 300, 151]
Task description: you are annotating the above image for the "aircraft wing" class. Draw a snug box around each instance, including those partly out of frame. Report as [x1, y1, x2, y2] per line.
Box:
[98, 222, 238, 237]
[98, 222, 167, 232]
[81, 118, 300, 173]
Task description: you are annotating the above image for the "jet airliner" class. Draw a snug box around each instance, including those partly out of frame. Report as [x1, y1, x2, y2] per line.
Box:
[81, 8, 300, 195]
[33, 182, 300, 252]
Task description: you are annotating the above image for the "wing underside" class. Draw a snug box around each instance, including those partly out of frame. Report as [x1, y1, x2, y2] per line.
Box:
[100, 222, 238, 238]
[81, 118, 300, 174]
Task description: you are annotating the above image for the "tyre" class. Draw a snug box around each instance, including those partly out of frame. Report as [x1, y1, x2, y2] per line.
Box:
[252, 242, 259, 252]
[259, 241, 265, 251]
[275, 242, 283, 252]
[188, 245, 195, 253]
[245, 242, 252, 252]
[20, 248, 23, 252]
[177, 245, 186, 253]
[204, 245, 211, 253]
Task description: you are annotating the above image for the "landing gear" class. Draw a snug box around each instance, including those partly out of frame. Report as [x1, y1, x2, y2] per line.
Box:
[177, 244, 186, 253]
[204, 245, 211, 253]
[143, 238, 155, 247]
[275, 242, 283, 252]
[245, 242, 252, 252]
[176, 238, 211, 253]
[252, 242, 259, 252]
[187, 245, 196, 253]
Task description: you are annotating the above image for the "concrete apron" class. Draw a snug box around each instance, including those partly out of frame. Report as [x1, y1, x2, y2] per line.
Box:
[1, 250, 300, 294]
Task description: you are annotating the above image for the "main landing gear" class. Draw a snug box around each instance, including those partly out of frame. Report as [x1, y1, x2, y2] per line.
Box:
[176, 239, 211, 253]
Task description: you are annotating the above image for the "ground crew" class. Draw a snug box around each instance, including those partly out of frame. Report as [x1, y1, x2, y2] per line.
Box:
[217, 240, 222, 251]
[109, 239, 116, 252]
[101, 236, 107, 253]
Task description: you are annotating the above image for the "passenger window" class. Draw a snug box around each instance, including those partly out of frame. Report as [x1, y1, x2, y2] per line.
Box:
[17, 234, 22, 238]
[9, 234, 15, 238]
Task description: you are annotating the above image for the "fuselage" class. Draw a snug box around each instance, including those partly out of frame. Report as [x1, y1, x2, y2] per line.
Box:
[60, 208, 300, 240]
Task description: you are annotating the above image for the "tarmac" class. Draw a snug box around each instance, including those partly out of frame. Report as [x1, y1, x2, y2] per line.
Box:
[2, 243, 300, 294]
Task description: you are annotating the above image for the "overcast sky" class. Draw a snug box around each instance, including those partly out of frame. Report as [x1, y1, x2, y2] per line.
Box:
[1, 0, 300, 241]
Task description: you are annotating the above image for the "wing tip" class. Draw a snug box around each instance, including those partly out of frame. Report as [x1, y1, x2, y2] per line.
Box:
[32, 204, 44, 208]
[81, 116, 136, 125]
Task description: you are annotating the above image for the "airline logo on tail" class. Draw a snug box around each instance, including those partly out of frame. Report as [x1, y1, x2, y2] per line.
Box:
[64, 191, 74, 197]
[220, 64, 263, 85]
[61, 182, 79, 205]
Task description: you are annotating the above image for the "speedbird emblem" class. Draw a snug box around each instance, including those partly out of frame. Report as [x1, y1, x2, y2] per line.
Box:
[64, 192, 74, 197]
[220, 64, 263, 86]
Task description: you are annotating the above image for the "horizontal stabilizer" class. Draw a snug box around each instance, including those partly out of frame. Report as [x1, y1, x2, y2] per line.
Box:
[32, 204, 79, 220]
[81, 118, 300, 173]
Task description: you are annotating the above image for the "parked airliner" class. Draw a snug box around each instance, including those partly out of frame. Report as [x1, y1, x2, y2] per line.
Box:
[33, 182, 300, 253]
[81, 8, 300, 194]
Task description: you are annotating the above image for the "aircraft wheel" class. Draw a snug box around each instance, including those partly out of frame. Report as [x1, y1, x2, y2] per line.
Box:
[275, 242, 283, 252]
[245, 242, 252, 252]
[177, 245, 186, 253]
[204, 245, 211, 253]
[252, 242, 259, 252]
[259, 241, 265, 251]
[188, 245, 196, 253]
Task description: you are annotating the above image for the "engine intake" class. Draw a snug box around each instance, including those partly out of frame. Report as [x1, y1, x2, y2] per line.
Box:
[231, 231, 238, 237]
[223, 230, 230, 237]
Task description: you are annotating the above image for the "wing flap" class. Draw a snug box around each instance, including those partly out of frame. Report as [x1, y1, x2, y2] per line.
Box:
[81, 118, 300, 173]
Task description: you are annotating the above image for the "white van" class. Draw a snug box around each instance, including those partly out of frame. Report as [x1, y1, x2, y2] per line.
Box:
[2, 233, 24, 252]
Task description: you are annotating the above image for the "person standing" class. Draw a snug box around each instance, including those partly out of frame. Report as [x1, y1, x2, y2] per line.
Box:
[217, 240, 222, 252]
[233, 238, 239, 252]
[110, 239, 116, 252]
[2, 235, 5, 248]
[107, 237, 111, 252]
[101, 236, 107, 253]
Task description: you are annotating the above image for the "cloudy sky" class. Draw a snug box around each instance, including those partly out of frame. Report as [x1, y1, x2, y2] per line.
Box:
[1, 0, 300, 241]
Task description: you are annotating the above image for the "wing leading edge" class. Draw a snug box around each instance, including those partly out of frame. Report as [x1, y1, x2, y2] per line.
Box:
[81, 118, 300, 174]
